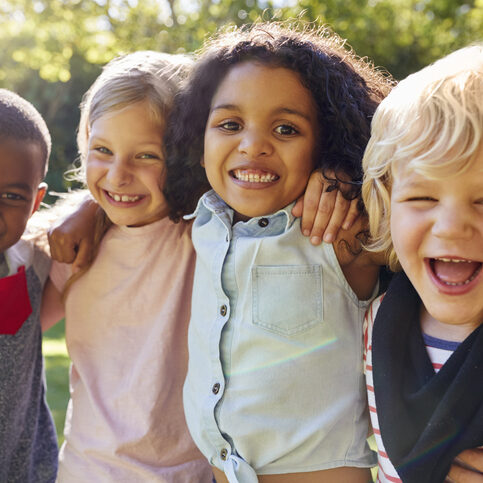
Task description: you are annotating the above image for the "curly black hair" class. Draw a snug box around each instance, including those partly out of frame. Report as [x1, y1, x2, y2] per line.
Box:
[164, 22, 394, 221]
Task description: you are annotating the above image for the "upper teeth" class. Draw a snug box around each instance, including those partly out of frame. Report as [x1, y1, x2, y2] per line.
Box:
[108, 192, 141, 202]
[434, 258, 472, 263]
[233, 170, 277, 183]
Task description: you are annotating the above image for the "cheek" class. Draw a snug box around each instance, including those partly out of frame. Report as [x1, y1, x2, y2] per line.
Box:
[391, 208, 424, 262]
[390, 205, 411, 253]
[145, 165, 167, 198]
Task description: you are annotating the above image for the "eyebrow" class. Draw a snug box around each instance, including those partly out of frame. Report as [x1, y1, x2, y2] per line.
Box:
[2, 182, 32, 192]
[210, 104, 313, 122]
[0, 182, 32, 194]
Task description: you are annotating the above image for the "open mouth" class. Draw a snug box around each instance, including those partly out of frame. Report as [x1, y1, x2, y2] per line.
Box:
[106, 191, 144, 203]
[231, 168, 279, 183]
[429, 257, 482, 286]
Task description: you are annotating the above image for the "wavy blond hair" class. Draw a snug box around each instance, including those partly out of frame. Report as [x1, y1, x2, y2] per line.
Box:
[362, 43, 483, 271]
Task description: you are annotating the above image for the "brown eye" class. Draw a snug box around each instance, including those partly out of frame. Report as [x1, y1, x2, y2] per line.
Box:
[274, 124, 298, 136]
[219, 121, 241, 132]
[1, 192, 24, 201]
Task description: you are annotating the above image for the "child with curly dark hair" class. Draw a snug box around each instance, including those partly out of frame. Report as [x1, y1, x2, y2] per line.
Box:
[163, 22, 393, 483]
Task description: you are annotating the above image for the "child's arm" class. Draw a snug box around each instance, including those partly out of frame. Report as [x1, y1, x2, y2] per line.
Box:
[447, 448, 483, 482]
[333, 215, 381, 300]
[40, 278, 65, 332]
[292, 169, 360, 246]
[48, 192, 98, 270]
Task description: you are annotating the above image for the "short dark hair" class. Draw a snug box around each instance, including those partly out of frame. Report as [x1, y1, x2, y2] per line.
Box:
[0, 88, 51, 177]
[164, 22, 394, 221]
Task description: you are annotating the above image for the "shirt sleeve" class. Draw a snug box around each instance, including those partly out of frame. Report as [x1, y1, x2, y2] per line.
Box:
[363, 294, 384, 374]
[49, 259, 72, 293]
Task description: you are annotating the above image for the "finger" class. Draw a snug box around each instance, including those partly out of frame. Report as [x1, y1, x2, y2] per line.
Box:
[456, 449, 483, 473]
[47, 231, 66, 262]
[49, 232, 78, 264]
[342, 198, 361, 230]
[316, 190, 351, 244]
[72, 239, 94, 272]
[448, 462, 483, 482]
[300, 172, 325, 236]
[306, 188, 337, 245]
[291, 196, 304, 219]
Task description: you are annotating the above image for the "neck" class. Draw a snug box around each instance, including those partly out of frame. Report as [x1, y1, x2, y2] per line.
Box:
[420, 306, 480, 342]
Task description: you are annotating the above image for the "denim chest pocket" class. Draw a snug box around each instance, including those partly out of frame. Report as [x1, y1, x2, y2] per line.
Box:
[251, 265, 322, 336]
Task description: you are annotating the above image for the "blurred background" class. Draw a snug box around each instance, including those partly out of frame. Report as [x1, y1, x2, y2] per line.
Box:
[1, 0, 482, 200]
[3, 0, 481, 445]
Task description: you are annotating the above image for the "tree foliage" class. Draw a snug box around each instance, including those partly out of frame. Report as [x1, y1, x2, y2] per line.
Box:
[0, 0, 481, 197]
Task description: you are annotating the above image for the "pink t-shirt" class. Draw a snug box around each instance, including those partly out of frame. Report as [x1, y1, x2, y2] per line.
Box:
[50, 217, 212, 482]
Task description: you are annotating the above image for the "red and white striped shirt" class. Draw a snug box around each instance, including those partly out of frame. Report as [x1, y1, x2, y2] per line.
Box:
[363, 295, 458, 483]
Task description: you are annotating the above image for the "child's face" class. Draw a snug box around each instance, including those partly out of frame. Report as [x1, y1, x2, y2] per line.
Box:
[203, 62, 317, 221]
[86, 100, 168, 227]
[0, 138, 46, 254]
[390, 150, 483, 339]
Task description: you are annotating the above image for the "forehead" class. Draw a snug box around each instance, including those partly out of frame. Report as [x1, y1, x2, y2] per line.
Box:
[392, 149, 483, 194]
[212, 62, 316, 116]
[0, 137, 44, 190]
[90, 100, 165, 136]
[393, 146, 483, 184]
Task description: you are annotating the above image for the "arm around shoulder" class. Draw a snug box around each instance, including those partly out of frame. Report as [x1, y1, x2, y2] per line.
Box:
[40, 277, 65, 332]
[333, 216, 381, 301]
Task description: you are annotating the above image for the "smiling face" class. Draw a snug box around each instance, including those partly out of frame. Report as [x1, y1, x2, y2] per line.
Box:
[390, 149, 483, 340]
[0, 138, 46, 254]
[203, 62, 318, 222]
[86, 100, 168, 227]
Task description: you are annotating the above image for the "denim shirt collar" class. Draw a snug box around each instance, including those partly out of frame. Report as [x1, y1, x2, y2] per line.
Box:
[185, 190, 297, 237]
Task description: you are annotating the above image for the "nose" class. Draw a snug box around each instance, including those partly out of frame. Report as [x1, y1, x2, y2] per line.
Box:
[238, 128, 273, 159]
[432, 203, 473, 240]
[106, 157, 132, 188]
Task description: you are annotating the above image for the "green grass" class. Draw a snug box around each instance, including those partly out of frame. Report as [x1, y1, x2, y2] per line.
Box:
[43, 319, 70, 446]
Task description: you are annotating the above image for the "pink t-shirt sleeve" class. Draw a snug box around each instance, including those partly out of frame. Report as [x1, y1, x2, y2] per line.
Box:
[49, 260, 72, 293]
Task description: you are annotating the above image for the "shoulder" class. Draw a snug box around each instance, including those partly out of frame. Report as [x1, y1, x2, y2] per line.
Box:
[4, 239, 51, 291]
[363, 293, 385, 353]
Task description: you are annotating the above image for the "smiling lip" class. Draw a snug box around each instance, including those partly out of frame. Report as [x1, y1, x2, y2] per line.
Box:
[230, 168, 279, 188]
[426, 257, 483, 295]
[103, 190, 146, 206]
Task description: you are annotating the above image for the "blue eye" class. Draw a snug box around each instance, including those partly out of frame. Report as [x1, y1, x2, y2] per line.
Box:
[274, 124, 298, 136]
[95, 146, 112, 155]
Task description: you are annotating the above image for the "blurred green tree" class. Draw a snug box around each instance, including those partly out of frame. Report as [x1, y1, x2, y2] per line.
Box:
[0, 0, 481, 197]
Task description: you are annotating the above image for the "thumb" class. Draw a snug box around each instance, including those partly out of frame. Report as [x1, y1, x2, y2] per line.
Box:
[72, 239, 94, 273]
[291, 196, 304, 218]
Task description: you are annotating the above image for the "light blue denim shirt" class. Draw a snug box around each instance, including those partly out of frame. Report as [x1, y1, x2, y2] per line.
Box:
[184, 190, 377, 482]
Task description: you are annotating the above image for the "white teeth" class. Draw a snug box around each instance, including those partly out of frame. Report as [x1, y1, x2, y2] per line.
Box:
[108, 192, 141, 202]
[434, 258, 472, 263]
[233, 169, 277, 183]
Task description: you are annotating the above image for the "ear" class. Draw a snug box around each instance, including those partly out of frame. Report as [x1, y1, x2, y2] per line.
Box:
[30, 182, 47, 216]
[200, 156, 205, 168]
